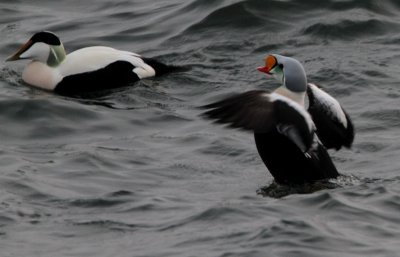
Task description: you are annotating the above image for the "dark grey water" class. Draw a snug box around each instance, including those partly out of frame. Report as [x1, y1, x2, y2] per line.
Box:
[1, 0, 400, 256]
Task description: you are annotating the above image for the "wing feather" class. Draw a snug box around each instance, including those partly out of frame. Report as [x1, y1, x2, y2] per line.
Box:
[202, 90, 315, 152]
[307, 83, 355, 150]
[202, 90, 275, 132]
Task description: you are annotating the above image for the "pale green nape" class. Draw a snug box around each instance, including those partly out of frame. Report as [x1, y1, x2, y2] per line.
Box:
[47, 44, 66, 67]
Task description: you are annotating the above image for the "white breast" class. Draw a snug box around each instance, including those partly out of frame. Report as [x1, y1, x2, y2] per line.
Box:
[273, 86, 306, 107]
[22, 62, 62, 91]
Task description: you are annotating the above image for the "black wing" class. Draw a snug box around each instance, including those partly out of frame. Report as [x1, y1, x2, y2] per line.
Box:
[201, 90, 275, 132]
[307, 83, 355, 150]
[201, 90, 315, 152]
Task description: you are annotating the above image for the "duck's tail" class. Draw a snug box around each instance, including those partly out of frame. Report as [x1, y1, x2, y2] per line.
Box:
[142, 57, 189, 76]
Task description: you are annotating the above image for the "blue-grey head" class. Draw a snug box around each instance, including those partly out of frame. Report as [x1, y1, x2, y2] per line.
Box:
[257, 54, 307, 93]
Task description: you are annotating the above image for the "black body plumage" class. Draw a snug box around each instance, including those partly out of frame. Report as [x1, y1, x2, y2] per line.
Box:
[55, 61, 140, 95]
[55, 59, 183, 95]
[202, 87, 353, 185]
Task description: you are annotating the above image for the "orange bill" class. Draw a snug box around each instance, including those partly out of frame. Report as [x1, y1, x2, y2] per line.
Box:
[257, 55, 277, 74]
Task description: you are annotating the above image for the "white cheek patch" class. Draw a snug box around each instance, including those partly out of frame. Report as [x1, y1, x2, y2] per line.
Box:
[20, 42, 50, 63]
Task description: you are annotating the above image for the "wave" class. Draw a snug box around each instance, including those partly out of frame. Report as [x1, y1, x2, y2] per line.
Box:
[303, 19, 399, 40]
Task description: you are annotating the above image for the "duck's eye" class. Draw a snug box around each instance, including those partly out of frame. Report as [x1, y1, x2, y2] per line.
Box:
[279, 64, 284, 69]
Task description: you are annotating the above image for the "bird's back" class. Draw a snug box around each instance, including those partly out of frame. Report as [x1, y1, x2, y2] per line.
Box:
[60, 46, 145, 77]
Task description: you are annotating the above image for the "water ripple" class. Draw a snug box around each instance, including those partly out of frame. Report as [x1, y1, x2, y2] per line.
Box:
[1, 0, 400, 256]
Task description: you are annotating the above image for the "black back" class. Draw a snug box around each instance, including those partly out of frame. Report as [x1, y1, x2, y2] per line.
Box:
[201, 90, 339, 184]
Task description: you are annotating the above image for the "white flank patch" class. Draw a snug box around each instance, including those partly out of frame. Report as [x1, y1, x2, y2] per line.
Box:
[308, 83, 348, 128]
[269, 92, 315, 133]
[133, 63, 155, 79]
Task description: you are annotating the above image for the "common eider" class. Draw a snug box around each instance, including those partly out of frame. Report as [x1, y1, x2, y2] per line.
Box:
[6, 31, 178, 95]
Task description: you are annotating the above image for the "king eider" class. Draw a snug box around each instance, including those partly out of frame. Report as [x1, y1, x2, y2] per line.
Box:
[6, 31, 179, 95]
[202, 54, 355, 184]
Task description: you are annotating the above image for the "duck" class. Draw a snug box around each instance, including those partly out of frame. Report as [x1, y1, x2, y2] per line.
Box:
[202, 54, 355, 184]
[6, 31, 178, 95]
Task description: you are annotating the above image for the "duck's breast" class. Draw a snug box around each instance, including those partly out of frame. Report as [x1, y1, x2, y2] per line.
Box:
[22, 61, 61, 91]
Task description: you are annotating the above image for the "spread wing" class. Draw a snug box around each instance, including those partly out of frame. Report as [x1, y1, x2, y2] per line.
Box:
[201, 90, 315, 152]
[307, 83, 355, 150]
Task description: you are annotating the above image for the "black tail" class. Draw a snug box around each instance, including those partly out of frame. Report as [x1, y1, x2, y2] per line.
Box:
[142, 58, 188, 76]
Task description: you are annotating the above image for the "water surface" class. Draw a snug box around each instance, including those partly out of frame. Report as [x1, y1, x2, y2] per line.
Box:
[1, 0, 400, 256]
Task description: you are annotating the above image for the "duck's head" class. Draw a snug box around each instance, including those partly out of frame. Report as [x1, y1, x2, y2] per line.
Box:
[6, 31, 66, 67]
[257, 54, 307, 93]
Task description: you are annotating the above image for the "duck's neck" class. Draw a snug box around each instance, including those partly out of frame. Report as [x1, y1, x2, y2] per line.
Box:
[274, 86, 306, 106]
[47, 44, 66, 67]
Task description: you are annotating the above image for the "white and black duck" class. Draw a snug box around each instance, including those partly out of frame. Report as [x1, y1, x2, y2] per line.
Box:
[6, 31, 178, 95]
[202, 54, 355, 184]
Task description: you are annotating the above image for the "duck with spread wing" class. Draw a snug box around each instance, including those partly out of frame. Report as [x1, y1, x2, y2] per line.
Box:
[202, 54, 354, 184]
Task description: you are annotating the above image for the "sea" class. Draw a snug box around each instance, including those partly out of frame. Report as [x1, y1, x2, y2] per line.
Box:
[1, 0, 400, 256]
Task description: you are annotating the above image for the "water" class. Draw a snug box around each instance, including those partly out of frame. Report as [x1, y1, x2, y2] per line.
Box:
[1, 0, 400, 256]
